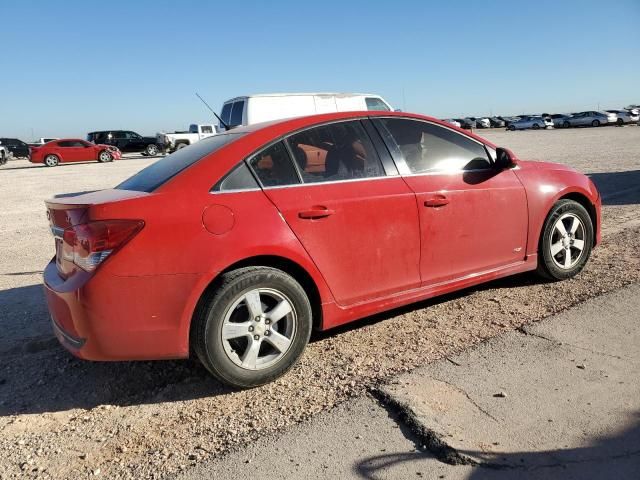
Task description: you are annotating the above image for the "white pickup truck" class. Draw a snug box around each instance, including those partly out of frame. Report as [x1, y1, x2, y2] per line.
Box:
[156, 124, 216, 153]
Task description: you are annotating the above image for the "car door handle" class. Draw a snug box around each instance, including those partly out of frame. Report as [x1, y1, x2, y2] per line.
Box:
[424, 195, 450, 207]
[298, 206, 335, 219]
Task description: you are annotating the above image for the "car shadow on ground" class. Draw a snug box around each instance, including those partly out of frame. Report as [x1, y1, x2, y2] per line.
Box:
[0, 283, 233, 417]
[588, 170, 640, 206]
[0, 270, 544, 417]
[355, 413, 640, 479]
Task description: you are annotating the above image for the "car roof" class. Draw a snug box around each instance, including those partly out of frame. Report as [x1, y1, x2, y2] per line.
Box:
[223, 92, 384, 103]
[222, 110, 497, 148]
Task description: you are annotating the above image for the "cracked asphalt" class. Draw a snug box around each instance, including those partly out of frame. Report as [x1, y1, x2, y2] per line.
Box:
[0, 126, 639, 479]
[182, 283, 640, 479]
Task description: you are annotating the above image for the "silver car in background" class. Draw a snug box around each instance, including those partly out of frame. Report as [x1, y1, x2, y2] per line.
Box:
[549, 113, 572, 128]
[507, 115, 554, 130]
[469, 117, 491, 128]
[441, 118, 461, 128]
[564, 111, 616, 127]
[606, 109, 639, 125]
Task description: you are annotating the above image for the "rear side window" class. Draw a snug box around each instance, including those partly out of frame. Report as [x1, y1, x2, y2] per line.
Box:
[117, 133, 246, 192]
[286, 120, 385, 183]
[365, 97, 390, 111]
[214, 162, 259, 191]
[248, 141, 300, 188]
[378, 118, 491, 173]
[57, 141, 75, 147]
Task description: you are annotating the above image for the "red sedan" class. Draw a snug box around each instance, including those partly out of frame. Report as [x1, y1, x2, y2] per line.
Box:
[30, 139, 121, 166]
[43, 111, 601, 387]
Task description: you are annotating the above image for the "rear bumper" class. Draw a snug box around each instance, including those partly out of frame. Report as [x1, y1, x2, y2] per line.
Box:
[43, 259, 202, 361]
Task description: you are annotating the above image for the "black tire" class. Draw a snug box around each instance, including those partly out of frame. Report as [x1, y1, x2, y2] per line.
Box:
[508, 125, 516, 131]
[176, 142, 188, 150]
[192, 266, 313, 388]
[145, 144, 159, 156]
[44, 154, 59, 167]
[536, 199, 594, 281]
[97, 150, 113, 163]
[563, 121, 570, 128]
[617, 118, 624, 126]
[532, 123, 540, 130]
[0, 152, 5, 166]
[591, 119, 600, 127]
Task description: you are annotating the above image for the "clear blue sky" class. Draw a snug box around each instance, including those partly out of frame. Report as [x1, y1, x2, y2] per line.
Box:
[1, 0, 638, 139]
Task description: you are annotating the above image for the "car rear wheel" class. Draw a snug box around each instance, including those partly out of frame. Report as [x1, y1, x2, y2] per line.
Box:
[192, 266, 313, 388]
[532, 123, 540, 130]
[508, 125, 516, 131]
[563, 121, 570, 128]
[617, 118, 624, 126]
[98, 150, 113, 163]
[44, 154, 59, 167]
[592, 120, 600, 127]
[176, 143, 188, 150]
[145, 144, 159, 156]
[537, 199, 593, 281]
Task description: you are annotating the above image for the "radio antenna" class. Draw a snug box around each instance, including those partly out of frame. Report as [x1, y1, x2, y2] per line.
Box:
[195, 92, 229, 130]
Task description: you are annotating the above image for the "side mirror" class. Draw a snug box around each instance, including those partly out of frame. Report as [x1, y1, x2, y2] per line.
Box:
[495, 147, 517, 169]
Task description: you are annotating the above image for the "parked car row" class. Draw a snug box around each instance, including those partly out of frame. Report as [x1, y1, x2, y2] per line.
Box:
[4, 96, 638, 168]
[443, 106, 639, 132]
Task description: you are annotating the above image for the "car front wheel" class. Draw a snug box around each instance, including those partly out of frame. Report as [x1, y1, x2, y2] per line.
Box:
[145, 144, 159, 156]
[532, 123, 540, 130]
[592, 120, 600, 127]
[98, 150, 113, 162]
[537, 199, 593, 281]
[44, 154, 59, 167]
[192, 266, 313, 388]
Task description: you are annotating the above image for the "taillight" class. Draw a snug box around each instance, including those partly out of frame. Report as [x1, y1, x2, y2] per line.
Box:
[62, 220, 144, 272]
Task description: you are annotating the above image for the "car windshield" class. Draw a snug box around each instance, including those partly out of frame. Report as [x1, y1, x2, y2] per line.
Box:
[117, 133, 246, 192]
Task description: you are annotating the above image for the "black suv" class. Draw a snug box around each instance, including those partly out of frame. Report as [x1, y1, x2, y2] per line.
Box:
[86, 130, 160, 156]
[0, 138, 30, 158]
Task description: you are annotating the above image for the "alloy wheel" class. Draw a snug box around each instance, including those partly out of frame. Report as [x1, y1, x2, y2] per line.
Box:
[548, 213, 586, 270]
[221, 288, 297, 370]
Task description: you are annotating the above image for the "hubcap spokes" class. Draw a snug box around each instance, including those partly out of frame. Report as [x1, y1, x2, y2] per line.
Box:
[221, 288, 295, 370]
[549, 213, 585, 270]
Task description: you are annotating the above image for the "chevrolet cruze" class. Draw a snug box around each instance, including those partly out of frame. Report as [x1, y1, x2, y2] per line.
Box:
[43, 111, 601, 388]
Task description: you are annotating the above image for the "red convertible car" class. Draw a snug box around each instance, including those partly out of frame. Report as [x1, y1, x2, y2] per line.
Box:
[43, 111, 601, 387]
[30, 139, 121, 166]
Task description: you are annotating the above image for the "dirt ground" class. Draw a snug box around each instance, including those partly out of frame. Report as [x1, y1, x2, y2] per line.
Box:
[1, 126, 639, 479]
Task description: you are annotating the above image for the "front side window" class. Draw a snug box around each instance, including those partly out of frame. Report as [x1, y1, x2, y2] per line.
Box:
[365, 97, 390, 111]
[378, 118, 491, 173]
[220, 103, 233, 127]
[229, 101, 245, 127]
[248, 141, 300, 188]
[286, 120, 385, 183]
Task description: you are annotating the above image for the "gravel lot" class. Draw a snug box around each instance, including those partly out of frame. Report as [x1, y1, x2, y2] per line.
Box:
[1, 126, 639, 479]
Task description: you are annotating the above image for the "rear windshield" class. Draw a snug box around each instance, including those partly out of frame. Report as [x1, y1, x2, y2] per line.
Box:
[117, 133, 245, 192]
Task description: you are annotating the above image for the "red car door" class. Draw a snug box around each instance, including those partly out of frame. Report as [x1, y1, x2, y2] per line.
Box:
[249, 120, 421, 306]
[374, 118, 528, 286]
[55, 140, 86, 162]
